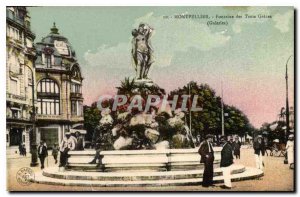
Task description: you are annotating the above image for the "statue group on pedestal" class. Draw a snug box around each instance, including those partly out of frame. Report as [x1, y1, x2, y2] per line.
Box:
[131, 23, 154, 80]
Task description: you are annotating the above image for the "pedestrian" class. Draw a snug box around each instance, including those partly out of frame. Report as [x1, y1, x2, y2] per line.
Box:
[22, 143, 26, 157]
[59, 132, 75, 167]
[232, 136, 241, 159]
[38, 140, 48, 169]
[89, 142, 104, 169]
[253, 135, 265, 170]
[74, 131, 85, 150]
[198, 134, 215, 187]
[220, 136, 234, 189]
[18, 143, 23, 156]
[52, 143, 59, 164]
[286, 134, 294, 169]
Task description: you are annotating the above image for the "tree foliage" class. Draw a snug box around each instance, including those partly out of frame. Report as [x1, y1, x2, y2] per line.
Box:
[83, 102, 101, 141]
[169, 81, 254, 142]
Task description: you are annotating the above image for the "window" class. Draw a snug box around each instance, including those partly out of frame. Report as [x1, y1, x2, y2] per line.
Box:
[45, 54, 52, 68]
[71, 83, 81, 93]
[10, 77, 19, 95]
[37, 98, 60, 115]
[9, 55, 20, 74]
[37, 78, 60, 115]
[37, 78, 59, 93]
[71, 100, 77, 115]
[11, 109, 20, 118]
[42, 47, 54, 67]
[27, 68, 32, 85]
[71, 100, 83, 116]
[8, 26, 20, 41]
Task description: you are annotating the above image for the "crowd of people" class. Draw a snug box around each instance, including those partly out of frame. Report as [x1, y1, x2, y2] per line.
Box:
[36, 131, 85, 169]
[33, 130, 294, 190]
[198, 133, 294, 189]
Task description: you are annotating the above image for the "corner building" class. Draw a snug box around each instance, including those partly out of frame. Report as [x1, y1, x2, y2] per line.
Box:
[6, 7, 36, 153]
[35, 24, 84, 148]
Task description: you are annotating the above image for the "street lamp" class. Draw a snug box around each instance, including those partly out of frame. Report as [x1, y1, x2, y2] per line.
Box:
[285, 55, 292, 141]
[22, 63, 38, 166]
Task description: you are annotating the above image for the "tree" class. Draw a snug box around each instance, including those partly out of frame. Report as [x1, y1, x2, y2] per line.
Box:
[169, 81, 254, 141]
[83, 102, 101, 142]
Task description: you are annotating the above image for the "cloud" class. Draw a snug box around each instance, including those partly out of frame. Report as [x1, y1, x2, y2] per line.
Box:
[273, 11, 293, 33]
[84, 43, 131, 69]
[232, 7, 271, 33]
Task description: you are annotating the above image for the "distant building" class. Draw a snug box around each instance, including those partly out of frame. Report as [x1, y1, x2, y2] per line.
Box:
[6, 7, 36, 153]
[34, 23, 84, 148]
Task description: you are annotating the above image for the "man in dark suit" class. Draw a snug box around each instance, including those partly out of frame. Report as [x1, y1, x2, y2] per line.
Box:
[74, 131, 85, 151]
[198, 134, 215, 187]
[220, 136, 234, 189]
[38, 141, 48, 169]
[253, 135, 265, 170]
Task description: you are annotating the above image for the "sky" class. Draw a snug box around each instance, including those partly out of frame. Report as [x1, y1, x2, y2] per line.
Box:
[27, 6, 294, 128]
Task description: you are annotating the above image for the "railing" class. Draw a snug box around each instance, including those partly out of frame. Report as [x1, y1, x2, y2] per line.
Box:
[7, 10, 25, 26]
[37, 92, 59, 98]
[6, 115, 32, 121]
[36, 114, 63, 119]
[7, 93, 26, 101]
[70, 92, 82, 98]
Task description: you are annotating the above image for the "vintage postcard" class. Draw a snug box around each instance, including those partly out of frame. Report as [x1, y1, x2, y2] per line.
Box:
[6, 6, 294, 191]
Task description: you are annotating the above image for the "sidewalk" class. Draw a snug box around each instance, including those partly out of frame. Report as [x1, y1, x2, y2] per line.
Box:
[6, 148, 294, 191]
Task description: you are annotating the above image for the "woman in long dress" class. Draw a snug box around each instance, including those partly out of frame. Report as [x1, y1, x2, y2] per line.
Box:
[286, 134, 294, 169]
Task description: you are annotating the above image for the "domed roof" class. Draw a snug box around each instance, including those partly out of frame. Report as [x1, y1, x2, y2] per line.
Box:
[36, 23, 76, 58]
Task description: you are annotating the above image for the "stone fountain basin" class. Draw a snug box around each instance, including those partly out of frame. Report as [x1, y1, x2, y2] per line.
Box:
[66, 147, 222, 172]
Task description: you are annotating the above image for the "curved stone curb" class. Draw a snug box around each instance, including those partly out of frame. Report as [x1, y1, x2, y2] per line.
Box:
[42, 165, 245, 181]
[33, 166, 263, 187]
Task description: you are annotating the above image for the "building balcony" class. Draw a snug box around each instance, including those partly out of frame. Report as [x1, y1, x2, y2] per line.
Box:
[24, 47, 36, 57]
[70, 115, 84, 122]
[36, 114, 65, 121]
[7, 93, 27, 102]
[6, 37, 25, 50]
[7, 10, 25, 26]
[6, 115, 33, 123]
[36, 114, 83, 123]
[70, 92, 83, 99]
[37, 92, 60, 98]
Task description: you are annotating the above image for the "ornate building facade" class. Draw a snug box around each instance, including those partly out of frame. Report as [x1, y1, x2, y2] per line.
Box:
[6, 7, 36, 153]
[34, 24, 84, 148]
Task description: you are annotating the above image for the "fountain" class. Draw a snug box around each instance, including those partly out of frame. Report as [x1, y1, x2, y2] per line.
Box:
[33, 23, 263, 187]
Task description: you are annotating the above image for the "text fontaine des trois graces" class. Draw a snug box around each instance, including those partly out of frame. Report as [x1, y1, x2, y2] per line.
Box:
[162, 13, 272, 26]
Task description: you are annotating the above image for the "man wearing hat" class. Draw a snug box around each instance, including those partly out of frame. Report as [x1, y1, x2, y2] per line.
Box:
[232, 136, 241, 159]
[38, 140, 48, 169]
[75, 131, 85, 151]
[286, 134, 294, 169]
[198, 134, 215, 187]
[59, 131, 76, 167]
[253, 135, 265, 170]
[220, 136, 234, 189]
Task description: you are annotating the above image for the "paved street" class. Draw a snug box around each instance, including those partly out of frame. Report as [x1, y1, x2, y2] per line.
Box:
[7, 148, 294, 191]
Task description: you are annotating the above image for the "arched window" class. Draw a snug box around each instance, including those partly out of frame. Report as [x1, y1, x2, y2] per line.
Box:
[71, 65, 82, 94]
[37, 78, 60, 115]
